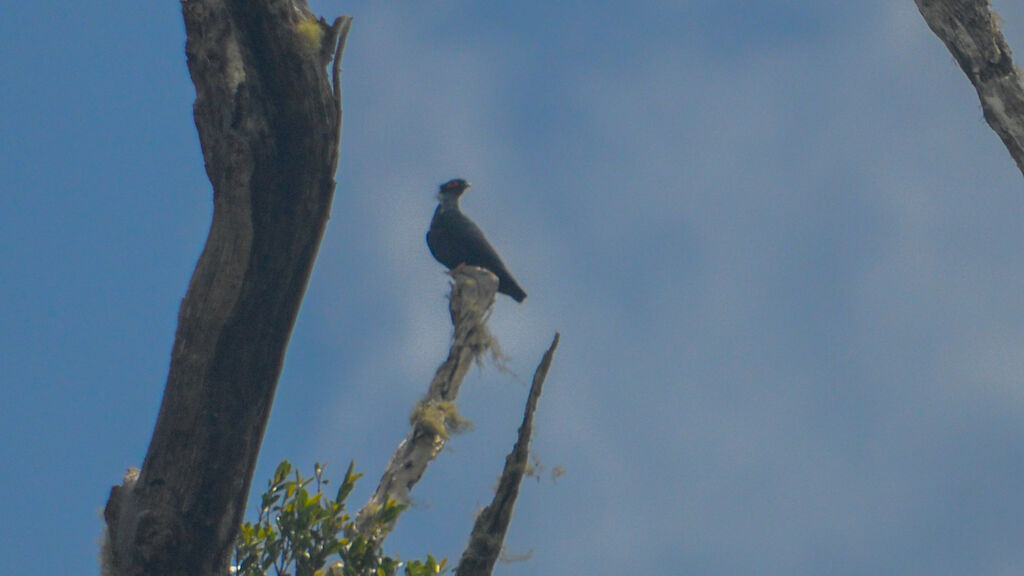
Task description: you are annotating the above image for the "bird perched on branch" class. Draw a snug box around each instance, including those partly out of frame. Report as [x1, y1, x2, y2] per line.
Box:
[427, 178, 527, 303]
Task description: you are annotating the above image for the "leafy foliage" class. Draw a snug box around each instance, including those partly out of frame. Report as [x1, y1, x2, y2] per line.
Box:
[234, 461, 446, 576]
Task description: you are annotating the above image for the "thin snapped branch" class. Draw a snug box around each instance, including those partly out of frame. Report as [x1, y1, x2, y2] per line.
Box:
[455, 332, 560, 576]
[331, 16, 354, 134]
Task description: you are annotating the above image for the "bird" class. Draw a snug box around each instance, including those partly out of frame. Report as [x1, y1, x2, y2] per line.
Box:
[427, 178, 527, 303]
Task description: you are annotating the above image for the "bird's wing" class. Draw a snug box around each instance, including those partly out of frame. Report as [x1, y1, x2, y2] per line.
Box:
[448, 211, 512, 274]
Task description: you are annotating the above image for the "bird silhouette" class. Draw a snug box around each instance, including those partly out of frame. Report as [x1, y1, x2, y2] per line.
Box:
[427, 179, 527, 303]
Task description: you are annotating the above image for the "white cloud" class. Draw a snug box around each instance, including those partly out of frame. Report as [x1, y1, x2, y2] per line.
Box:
[306, 1, 1024, 573]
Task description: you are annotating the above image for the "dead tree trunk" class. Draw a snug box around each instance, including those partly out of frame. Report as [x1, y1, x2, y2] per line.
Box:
[102, 2, 352, 575]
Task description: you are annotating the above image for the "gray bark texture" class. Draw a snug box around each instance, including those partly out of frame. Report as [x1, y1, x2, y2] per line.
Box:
[356, 266, 501, 538]
[102, 2, 352, 575]
[915, 0, 1024, 176]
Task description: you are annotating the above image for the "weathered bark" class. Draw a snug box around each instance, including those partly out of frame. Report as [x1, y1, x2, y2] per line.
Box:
[356, 266, 500, 538]
[915, 0, 1024, 176]
[455, 333, 560, 576]
[102, 2, 352, 575]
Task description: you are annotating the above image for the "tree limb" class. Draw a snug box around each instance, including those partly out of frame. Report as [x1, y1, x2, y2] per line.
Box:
[915, 0, 1024, 176]
[102, 3, 352, 575]
[455, 333, 560, 576]
[356, 266, 500, 538]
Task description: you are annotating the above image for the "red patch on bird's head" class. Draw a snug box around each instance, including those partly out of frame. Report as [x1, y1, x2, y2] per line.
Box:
[440, 178, 470, 194]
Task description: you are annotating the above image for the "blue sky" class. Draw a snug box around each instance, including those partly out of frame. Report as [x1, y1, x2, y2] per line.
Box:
[3, 1, 1024, 574]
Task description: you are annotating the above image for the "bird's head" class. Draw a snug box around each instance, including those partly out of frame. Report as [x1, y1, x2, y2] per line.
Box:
[438, 178, 471, 200]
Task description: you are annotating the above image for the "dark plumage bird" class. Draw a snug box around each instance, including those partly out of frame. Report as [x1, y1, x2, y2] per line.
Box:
[427, 179, 527, 303]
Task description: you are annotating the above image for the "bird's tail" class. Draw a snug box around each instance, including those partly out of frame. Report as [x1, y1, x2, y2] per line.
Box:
[501, 280, 527, 303]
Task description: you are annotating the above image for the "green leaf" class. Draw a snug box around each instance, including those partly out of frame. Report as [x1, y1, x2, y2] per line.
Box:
[274, 461, 293, 483]
[236, 460, 444, 576]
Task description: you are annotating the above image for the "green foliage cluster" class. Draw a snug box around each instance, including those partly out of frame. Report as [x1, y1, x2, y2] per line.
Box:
[234, 461, 445, 576]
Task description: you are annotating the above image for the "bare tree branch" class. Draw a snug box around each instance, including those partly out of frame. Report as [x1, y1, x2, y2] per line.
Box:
[356, 266, 500, 538]
[915, 0, 1024, 176]
[102, 3, 352, 575]
[455, 332, 560, 576]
